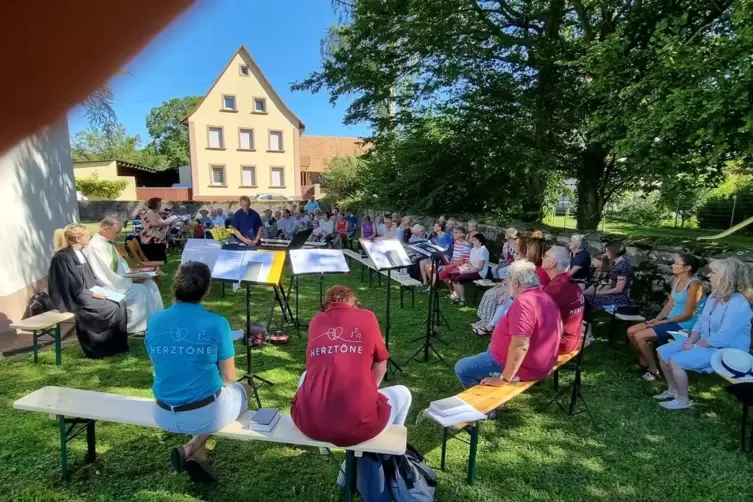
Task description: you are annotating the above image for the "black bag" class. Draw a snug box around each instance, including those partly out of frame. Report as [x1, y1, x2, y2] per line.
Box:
[26, 292, 54, 318]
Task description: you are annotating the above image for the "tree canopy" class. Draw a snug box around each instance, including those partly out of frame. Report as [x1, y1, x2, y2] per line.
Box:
[145, 96, 201, 168]
[297, 0, 753, 229]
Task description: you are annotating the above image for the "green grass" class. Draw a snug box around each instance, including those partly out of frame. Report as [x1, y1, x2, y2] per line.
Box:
[2, 257, 753, 501]
[543, 215, 753, 249]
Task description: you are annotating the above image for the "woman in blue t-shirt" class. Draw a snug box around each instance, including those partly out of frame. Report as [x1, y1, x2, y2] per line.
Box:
[146, 262, 249, 484]
[626, 254, 706, 381]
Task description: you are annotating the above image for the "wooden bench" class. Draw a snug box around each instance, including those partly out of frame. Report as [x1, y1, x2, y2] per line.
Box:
[472, 279, 495, 306]
[607, 309, 646, 346]
[343, 249, 378, 286]
[10, 310, 74, 365]
[343, 249, 420, 307]
[14, 386, 407, 501]
[380, 270, 421, 308]
[431, 334, 592, 484]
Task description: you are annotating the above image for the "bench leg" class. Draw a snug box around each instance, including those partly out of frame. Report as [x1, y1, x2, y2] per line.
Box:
[59, 416, 69, 481]
[221, 282, 225, 298]
[553, 369, 559, 392]
[742, 403, 749, 452]
[87, 420, 96, 463]
[400, 286, 405, 309]
[32, 330, 39, 363]
[55, 324, 62, 365]
[467, 422, 480, 485]
[441, 427, 449, 471]
[343, 450, 356, 502]
[412, 287, 415, 308]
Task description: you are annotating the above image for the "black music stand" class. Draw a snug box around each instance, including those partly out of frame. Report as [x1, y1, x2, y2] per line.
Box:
[360, 238, 414, 379]
[288, 248, 350, 333]
[405, 251, 448, 367]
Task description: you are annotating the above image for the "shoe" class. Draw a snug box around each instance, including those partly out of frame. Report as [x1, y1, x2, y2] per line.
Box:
[641, 371, 660, 382]
[659, 398, 693, 410]
[652, 390, 677, 400]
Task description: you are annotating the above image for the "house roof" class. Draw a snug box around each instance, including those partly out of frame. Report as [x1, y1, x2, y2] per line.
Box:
[179, 45, 305, 131]
[73, 159, 157, 173]
[300, 136, 366, 172]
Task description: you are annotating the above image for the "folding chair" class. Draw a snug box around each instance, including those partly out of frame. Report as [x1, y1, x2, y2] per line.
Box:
[125, 240, 164, 268]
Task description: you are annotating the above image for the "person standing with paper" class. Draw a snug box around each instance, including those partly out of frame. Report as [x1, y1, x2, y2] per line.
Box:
[230, 196, 263, 246]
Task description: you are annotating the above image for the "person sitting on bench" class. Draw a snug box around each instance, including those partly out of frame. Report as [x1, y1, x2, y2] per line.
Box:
[146, 262, 250, 483]
[541, 246, 586, 355]
[455, 260, 561, 395]
[627, 254, 705, 381]
[291, 286, 412, 450]
[48, 224, 128, 359]
[653, 257, 753, 410]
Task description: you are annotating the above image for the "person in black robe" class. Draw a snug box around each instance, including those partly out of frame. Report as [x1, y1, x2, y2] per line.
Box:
[48, 224, 128, 359]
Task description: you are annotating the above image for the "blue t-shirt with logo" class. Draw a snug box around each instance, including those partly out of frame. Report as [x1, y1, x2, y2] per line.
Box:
[145, 302, 234, 406]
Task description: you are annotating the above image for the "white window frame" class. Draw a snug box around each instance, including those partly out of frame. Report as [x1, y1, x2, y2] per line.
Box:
[210, 165, 226, 186]
[270, 166, 285, 188]
[268, 130, 284, 152]
[241, 166, 257, 187]
[238, 128, 254, 150]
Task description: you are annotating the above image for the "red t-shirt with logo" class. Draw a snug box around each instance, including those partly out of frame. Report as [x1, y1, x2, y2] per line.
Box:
[291, 303, 391, 446]
[544, 273, 585, 354]
[490, 287, 561, 381]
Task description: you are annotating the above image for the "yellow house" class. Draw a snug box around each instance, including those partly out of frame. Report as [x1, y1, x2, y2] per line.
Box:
[182, 45, 305, 201]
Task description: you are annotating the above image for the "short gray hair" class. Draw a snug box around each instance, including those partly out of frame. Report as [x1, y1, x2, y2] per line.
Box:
[549, 246, 571, 272]
[570, 234, 585, 249]
[100, 216, 122, 229]
[508, 260, 540, 288]
[412, 224, 425, 233]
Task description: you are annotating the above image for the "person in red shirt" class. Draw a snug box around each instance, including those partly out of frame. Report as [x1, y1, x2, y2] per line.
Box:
[291, 286, 412, 447]
[542, 246, 586, 354]
[455, 260, 561, 388]
[334, 213, 349, 249]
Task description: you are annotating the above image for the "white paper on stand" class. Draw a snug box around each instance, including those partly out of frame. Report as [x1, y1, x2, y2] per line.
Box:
[426, 407, 488, 427]
[360, 239, 412, 271]
[212, 250, 249, 282]
[181, 239, 222, 270]
[289, 249, 350, 275]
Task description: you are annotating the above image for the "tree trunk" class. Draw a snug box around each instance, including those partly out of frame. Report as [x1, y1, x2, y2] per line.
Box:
[521, 173, 547, 222]
[576, 145, 606, 230]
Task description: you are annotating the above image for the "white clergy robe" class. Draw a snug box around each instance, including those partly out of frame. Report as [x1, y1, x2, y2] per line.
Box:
[84, 233, 164, 333]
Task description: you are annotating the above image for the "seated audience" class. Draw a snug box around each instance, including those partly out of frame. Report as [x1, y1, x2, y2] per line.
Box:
[568, 234, 591, 283]
[334, 212, 349, 248]
[455, 261, 561, 394]
[48, 224, 128, 359]
[230, 196, 263, 246]
[419, 222, 451, 288]
[627, 254, 706, 381]
[472, 236, 549, 328]
[309, 220, 323, 241]
[345, 210, 358, 239]
[584, 240, 633, 310]
[319, 212, 336, 246]
[297, 208, 311, 229]
[211, 209, 226, 229]
[542, 246, 586, 354]
[409, 224, 427, 243]
[224, 211, 234, 228]
[85, 217, 164, 334]
[467, 220, 479, 242]
[472, 234, 529, 332]
[654, 258, 753, 409]
[198, 209, 212, 227]
[448, 233, 490, 306]
[147, 262, 250, 483]
[384, 219, 400, 240]
[278, 209, 297, 239]
[361, 215, 377, 240]
[397, 216, 412, 244]
[375, 216, 386, 237]
[141, 197, 178, 262]
[491, 228, 519, 280]
[262, 209, 277, 239]
[126, 209, 145, 245]
[291, 286, 412, 447]
[313, 208, 323, 222]
[437, 227, 472, 292]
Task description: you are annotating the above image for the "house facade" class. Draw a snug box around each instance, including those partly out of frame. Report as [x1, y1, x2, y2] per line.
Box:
[183, 46, 305, 201]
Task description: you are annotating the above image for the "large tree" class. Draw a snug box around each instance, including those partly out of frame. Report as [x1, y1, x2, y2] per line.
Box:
[298, 0, 753, 229]
[145, 96, 201, 168]
[71, 124, 167, 168]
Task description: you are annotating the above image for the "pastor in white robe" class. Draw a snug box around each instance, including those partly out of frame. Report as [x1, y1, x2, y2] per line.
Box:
[84, 233, 164, 333]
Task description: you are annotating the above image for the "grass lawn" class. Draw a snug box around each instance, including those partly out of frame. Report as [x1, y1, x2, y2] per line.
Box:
[2, 256, 753, 501]
[543, 215, 753, 250]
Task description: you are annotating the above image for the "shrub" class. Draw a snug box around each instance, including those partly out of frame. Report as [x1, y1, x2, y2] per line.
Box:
[609, 191, 668, 227]
[75, 173, 128, 200]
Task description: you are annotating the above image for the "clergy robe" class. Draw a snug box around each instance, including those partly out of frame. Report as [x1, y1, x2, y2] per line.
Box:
[84, 233, 164, 333]
[48, 249, 128, 359]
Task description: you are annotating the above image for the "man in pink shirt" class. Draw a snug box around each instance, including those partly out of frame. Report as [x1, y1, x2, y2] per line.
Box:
[542, 246, 585, 354]
[455, 260, 562, 388]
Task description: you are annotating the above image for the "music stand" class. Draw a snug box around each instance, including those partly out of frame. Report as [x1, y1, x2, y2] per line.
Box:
[360, 239, 413, 378]
[211, 247, 287, 408]
[288, 249, 350, 332]
[404, 250, 448, 367]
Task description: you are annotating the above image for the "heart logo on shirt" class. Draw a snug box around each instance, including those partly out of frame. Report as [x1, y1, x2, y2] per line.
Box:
[169, 327, 189, 342]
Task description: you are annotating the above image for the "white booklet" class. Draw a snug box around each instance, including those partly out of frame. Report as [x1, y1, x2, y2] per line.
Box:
[123, 271, 159, 279]
[90, 286, 126, 303]
[426, 400, 487, 427]
[289, 249, 349, 275]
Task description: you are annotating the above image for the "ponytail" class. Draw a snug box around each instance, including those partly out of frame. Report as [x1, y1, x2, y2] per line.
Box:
[53, 228, 67, 251]
[53, 224, 87, 252]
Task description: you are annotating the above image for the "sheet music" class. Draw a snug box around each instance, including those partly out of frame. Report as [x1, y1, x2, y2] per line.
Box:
[241, 252, 276, 283]
[181, 239, 222, 269]
[212, 250, 249, 282]
[360, 238, 412, 271]
[289, 249, 350, 275]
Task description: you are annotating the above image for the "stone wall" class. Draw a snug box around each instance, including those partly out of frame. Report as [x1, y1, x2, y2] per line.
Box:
[78, 200, 303, 222]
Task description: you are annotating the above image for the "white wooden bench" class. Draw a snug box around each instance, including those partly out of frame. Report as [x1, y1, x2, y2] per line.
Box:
[14, 386, 406, 500]
[380, 270, 421, 308]
[10, 310, 75, 365]
[343, 249, 420, 307]
[343, 249, 377, 286]
[472, 279, 495, 306]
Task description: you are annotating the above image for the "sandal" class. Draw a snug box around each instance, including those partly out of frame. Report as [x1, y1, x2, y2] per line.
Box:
[472, 326, 492, 337]
[170, 446, 187, 473]
[185, 459, 217, 484]
[641, 371, 661, 382]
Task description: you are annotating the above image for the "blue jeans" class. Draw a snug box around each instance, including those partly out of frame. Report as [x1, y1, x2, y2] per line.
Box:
[455, 349, 503, 388]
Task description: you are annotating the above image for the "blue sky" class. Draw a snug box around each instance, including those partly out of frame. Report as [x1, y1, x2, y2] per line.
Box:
[67, 0, 368, 142]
